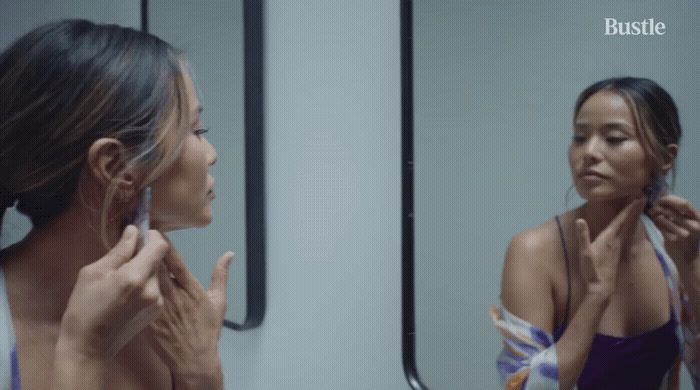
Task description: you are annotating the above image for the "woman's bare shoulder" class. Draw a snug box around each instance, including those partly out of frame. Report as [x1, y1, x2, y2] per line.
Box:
[500, 216, 570, 329]
[505, 217, 563, 269]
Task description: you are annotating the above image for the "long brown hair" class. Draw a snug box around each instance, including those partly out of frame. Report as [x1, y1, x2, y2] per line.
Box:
[0, 19, 191, 248]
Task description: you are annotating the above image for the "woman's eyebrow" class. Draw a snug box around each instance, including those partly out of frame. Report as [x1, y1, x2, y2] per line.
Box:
[601, 122, 634, 134]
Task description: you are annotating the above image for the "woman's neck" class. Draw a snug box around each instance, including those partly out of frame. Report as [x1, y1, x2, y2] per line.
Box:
[1, 205, 121, 324]
[579, 196, 646, 245]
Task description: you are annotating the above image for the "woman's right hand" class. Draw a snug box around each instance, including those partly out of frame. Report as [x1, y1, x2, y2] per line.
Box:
[576, 198, 645, 298]
[56, 225, 170, 360]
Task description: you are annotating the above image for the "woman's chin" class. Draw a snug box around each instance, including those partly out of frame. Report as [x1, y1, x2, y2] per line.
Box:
[580, 191, 638, 203]
[151, 214, 212, 232]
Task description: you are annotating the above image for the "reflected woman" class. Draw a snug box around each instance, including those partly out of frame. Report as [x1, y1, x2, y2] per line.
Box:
[0, 20, 233, 388]
[492, 78, 700, 390]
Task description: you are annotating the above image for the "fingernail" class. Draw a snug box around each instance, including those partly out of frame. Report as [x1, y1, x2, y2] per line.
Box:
[124, 225, 136, 239]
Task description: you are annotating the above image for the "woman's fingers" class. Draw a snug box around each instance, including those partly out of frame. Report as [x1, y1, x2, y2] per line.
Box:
[650, 207, 697, 240]
[119, 230, 170, 285]
[100, 225, 139, 269]
[575, 218, 591, 253]
[651, 213, 683, 241]
[208, 252, 234, 311]
[657, 195, 698, 218]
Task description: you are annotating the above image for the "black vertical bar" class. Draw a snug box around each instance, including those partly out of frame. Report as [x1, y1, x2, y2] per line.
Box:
[402, 0, 429, 388]
[223, 0, 266, 330]
[140, 0, 148, 33]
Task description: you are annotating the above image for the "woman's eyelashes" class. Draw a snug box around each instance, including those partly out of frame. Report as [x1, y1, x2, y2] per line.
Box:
[193, 127, 209, 138]
[606, 136, 627, 145]
[571, 133, 628, 146]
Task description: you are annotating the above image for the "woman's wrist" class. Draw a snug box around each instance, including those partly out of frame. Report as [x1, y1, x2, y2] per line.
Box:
[52, 337, 110, 389]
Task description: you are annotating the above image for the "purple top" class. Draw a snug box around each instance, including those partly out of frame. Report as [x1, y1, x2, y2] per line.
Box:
[553, 314, 678, 390]
[554, 216, 680, 389]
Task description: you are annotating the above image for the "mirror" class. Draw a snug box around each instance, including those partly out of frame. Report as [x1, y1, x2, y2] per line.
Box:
[404, 1, 700, 388]
[0, 0, 264, 330]
[148, 0, 264, 329]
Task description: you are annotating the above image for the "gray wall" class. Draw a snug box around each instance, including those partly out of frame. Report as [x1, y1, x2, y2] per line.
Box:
[217, 0, 405, 387]
[413, 1, 700, 389]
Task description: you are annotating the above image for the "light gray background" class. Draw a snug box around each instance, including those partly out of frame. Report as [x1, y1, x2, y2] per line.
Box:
[414, 1, 700, 389]
[1, 1, 409, 388]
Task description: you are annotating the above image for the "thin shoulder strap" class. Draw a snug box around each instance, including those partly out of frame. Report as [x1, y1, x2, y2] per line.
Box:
[555, 215, 572, 325]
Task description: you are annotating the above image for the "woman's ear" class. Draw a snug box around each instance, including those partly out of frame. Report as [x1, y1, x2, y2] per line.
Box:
[661, 144, 678, 174]
[86, 138, 137, 195]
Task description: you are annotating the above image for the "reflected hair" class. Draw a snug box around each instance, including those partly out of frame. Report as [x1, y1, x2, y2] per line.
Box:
[0, 19, 191, 248]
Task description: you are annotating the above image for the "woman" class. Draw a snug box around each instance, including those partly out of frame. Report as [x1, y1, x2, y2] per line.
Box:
[492, 77, 700, 389]
[0, 20, 233, 389]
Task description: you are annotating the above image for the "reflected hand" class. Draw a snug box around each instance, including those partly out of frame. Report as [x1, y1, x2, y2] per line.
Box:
[576, 198, 645, 298]
[648, 194, 700, 269]
[145, 240, 233, 389]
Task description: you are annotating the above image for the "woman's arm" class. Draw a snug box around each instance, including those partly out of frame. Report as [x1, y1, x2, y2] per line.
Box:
[501, 232, 609, 390]
[52, 338, 110, 389]
[498, 199, 644, 390]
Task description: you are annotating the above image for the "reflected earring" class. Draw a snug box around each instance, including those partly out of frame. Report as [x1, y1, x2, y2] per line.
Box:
[642, 173, 669, 211]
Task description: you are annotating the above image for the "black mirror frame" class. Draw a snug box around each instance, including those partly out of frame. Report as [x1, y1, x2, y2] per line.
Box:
[141, 0, 266, 331]
[401, 0, 429, 388]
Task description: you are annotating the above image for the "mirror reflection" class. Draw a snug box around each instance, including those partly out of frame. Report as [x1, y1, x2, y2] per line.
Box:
[148, 0, 250, 326]
[0, 0, 257, 328]
[411, 1, 700, 389]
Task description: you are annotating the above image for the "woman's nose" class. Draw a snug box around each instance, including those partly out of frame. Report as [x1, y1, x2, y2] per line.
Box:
[206, 138, 218, 166]
[583, 136, 603, 162]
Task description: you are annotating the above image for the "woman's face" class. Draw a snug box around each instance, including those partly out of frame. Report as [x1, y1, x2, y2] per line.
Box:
[568, 90, 652, 202]
[149, 72, 218, 231]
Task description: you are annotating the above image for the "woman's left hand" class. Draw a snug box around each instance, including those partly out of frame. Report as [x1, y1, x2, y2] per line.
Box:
[145, 242, 234, 389]
[648, 194, 700, 268]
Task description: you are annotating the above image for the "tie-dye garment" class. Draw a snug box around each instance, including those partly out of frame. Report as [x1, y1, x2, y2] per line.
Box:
[492, 214, 700, 390]
[0, 267, 20, 390]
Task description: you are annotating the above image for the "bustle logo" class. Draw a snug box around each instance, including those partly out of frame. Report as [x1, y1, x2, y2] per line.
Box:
[604, 18, 666, 36]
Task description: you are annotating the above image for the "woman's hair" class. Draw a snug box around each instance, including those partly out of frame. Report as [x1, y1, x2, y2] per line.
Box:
[0, 19, 191, 248]
[573, 77, 682, 187]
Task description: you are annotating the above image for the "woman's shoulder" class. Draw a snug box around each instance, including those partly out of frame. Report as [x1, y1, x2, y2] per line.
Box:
[500, 215, 571, 330]
[502, 212, 577, 288]
[506, 215, 567, 264]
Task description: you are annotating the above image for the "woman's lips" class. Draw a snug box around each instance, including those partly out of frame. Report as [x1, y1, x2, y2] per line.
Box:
[579, 170, 607, 179]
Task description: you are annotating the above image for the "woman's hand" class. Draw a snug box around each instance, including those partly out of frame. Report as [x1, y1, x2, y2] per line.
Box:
[56, 225, 170, 359]
[145, 241, 233, 389]
[576, 198, 645, 298]
[648, 194, 700, 268]
[54, 226, 169, 389]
